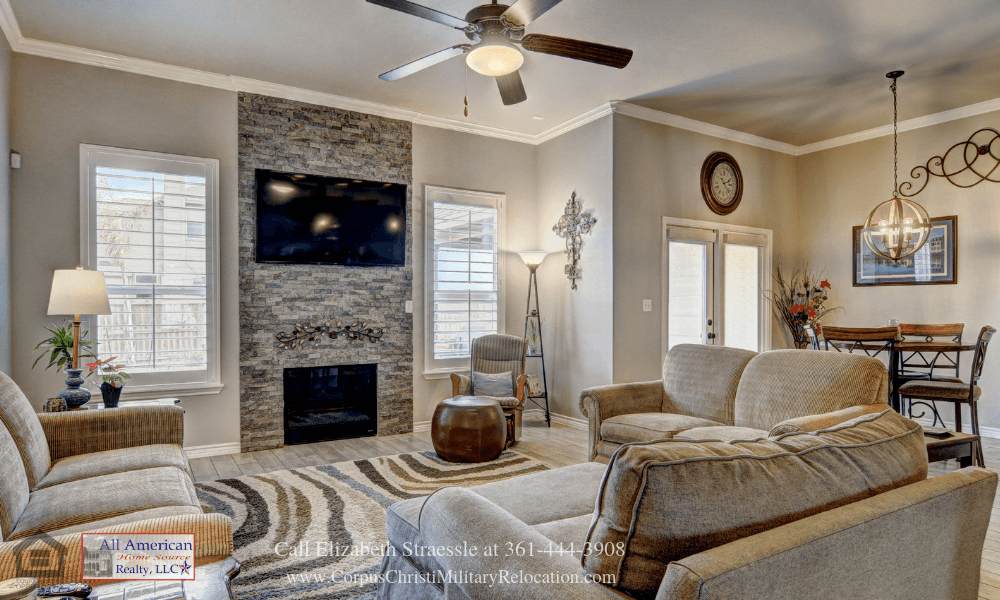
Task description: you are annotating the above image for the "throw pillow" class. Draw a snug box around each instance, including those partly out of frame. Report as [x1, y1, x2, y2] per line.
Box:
[472, 371, 513, 397]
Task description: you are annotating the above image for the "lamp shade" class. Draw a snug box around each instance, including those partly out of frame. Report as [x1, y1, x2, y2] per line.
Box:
[517, 251, 548, 267]
[47, 267, 111, 316]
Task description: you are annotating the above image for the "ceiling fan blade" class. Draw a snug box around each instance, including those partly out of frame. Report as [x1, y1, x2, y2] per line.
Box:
[496, 71, 527, 105]
[521, 34, 633, 69]
[379, 45, 469, 81]
[501, 0, 564, 26]
[366, 0, 471, 30]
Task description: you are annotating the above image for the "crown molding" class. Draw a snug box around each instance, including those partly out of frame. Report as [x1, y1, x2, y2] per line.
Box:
[1, 0, 998, 153]
[794, 96, 1000, 155]
[611, 101, 800, 155]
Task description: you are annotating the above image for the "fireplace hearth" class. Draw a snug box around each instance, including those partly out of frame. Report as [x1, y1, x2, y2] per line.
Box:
[284, 364, 377, 444]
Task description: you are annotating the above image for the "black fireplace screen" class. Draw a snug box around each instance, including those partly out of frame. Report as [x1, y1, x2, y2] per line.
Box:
[283, 364, 377, 444]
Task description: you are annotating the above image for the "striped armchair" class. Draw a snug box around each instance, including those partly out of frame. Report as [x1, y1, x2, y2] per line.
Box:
[451, 334, 528, 442]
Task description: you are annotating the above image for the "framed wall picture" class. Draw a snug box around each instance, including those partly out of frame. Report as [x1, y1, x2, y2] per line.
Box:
[852, 215, 957, 286]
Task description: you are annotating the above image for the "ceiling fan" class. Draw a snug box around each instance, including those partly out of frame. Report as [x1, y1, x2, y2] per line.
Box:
[368, 0, 634, 105]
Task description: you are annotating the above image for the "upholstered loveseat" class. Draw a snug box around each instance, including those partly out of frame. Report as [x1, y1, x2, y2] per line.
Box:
[378, 407, 995, 600]
[580, 344, 890, 460]
[376, 348, 996, 600]
[0, 372, 232, 585]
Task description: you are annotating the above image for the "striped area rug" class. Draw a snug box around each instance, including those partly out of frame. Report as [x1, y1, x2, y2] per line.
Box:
[195, 449, 548, 600]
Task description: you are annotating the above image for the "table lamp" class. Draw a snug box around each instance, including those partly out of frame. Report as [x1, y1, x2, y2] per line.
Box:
[47, 266, 111, 407]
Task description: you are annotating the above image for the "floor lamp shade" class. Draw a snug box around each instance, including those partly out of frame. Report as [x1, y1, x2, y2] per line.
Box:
[47, 267, 112, 316]
[517, 251, 548, 269]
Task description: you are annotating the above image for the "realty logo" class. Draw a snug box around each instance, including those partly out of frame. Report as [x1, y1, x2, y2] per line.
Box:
[12, 532, 67, 580]
[180, 560, 191, 576]
[81, 533, 196, 581]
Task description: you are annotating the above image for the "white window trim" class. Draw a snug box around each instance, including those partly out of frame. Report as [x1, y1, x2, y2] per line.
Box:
[423, 185, 505, 379]
[79, 144, 223, 399]
[661, 216, 773, 362]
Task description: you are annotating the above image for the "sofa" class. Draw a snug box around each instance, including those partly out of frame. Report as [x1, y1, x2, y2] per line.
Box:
[375, 349, 997, 600]
[0, 371, 233, 585]
[580, 344, 890, 461]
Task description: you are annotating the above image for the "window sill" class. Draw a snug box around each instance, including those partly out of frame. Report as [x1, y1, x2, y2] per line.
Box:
[119, 382, 225, 400]
[423, 370, 465, 381]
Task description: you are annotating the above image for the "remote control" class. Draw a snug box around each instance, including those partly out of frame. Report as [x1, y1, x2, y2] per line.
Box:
[36, 583, 92, 598]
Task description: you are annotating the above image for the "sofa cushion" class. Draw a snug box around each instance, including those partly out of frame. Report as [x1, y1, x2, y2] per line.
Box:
[385, 462, 606, 577]
[473, 371, 514, 397]
[661, 345, 757, 425]
[0, 423, 30, 541]
[601, 413, 723, 445]
[44, 506, 204, 536]
[769, 404, 892, 437]
[734, 350, 889, 431]
[583, 408, 927, 599]
[674, 426, 770, 442]
[35, 444, 192, 490]
[0, 372, 52, 489]
[531, 514, 593, 548]
[9, 466, 200, 540]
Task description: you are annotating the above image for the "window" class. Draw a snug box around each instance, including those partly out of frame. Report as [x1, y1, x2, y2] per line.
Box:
[424, 186, 504, 375]
[80, 145, 221, 398]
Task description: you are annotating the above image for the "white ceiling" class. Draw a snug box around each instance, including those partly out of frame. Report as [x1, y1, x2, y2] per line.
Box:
[8, 0, 1000, 146]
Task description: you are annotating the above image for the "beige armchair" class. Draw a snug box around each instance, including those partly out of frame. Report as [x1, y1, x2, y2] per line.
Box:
[450, 334, 528, 443]
[580, 344, 890, 461]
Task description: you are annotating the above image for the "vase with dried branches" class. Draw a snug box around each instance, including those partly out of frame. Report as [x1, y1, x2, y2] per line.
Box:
[764, 263, 843, 349]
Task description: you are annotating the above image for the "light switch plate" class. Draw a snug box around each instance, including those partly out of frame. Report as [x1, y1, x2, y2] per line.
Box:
[405, 300, 413, 313]
[642, 299, 652, 312]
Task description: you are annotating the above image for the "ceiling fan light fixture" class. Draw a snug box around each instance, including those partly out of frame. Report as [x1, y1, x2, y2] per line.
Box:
[466, 42, 524, 77]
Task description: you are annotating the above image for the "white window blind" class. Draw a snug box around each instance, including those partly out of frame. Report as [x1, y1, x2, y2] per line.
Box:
[424, 187, 504, 375]
[81, 145, 221, 397]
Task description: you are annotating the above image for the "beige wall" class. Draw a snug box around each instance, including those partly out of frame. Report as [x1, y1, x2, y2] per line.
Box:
[0, 36, 11, 374]
[410, 124, 537, 423]
[797, 110, 1000, 428]
[611, 113, 801, 384]
[10, 55, 241, 448]
[535, 116, 614, 420]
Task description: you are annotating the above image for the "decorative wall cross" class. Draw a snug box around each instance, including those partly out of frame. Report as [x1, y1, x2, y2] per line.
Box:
[552, 191, 597, 290]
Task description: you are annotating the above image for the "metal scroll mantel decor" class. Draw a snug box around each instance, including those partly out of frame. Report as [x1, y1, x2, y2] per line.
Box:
[552, 191, 597, 290]
[275, 320, 384, 350]
[899, 127, 1000, 197]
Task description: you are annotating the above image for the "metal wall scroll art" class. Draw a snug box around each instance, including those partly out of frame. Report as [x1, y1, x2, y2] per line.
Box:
[899, 128, 1000, 196]
[275, 320, 384, 349]
[552, 191, 597, 290]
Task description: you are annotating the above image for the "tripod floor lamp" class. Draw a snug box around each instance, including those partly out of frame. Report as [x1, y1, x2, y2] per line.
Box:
[518, 251, 550, 426]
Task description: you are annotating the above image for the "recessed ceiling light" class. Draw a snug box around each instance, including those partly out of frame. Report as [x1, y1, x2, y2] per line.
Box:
[532, 115, 545, 120]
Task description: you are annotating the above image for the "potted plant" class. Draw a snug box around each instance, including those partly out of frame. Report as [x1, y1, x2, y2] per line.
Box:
[85, 357, 131, 408]
[764, 263, 843, 349]
[33, 322, 97, 407]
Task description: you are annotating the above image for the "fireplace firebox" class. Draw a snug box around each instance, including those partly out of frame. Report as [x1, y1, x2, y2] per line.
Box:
[283, 364, 377, 444]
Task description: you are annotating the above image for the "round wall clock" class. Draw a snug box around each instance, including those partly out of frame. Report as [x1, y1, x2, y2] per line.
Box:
[700, 152, 743, 215]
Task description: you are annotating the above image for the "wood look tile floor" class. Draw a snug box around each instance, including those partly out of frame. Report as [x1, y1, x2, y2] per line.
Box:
[190, 418, 1000, 599]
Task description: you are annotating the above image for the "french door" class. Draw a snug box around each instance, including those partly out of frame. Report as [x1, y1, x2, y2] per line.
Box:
[662, 217, 772, 356]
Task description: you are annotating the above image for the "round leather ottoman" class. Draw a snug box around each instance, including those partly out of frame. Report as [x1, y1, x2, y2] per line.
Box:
[432, 396, 506, 463]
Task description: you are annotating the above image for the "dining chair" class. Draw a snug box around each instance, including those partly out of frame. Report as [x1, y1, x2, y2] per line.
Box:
[899, 326, 996, 468]
[802, 324, 820, 350]
[897, 323, 964, 383]
[819, 326, 899, 409]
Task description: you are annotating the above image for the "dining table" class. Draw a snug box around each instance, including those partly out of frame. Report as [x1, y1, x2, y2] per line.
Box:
[829, 339, 977, 414]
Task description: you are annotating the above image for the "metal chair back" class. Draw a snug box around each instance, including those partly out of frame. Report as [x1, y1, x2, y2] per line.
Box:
[969, 326, 997, 390]
[802, 324, 820, 350]
[898, 323, 964, 381]
[819, 326, 898, 358]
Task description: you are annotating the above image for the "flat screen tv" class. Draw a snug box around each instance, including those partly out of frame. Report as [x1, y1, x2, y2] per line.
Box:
[255, 169, 406, 266]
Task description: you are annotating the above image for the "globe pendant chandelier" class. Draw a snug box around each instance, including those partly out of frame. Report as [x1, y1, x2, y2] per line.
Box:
[861, 71, 932, 261]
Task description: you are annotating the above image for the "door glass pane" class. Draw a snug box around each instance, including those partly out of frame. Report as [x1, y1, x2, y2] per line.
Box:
[723, 243, 760, 351]
[668, 241, 708, 349]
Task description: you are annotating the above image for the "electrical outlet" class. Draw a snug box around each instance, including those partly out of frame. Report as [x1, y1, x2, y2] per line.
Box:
[643, 299, 652, 312]
[405, 300, 413, 313]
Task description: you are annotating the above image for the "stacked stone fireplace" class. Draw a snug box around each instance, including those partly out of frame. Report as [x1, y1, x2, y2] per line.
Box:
[238, 93, 414, 453]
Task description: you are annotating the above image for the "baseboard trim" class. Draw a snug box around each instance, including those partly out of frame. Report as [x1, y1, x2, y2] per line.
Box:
[413, 420, 431, 433]
[909, 415, 1000, 439]
[523, 409, 588, 430]
[184, 442, 241, 458]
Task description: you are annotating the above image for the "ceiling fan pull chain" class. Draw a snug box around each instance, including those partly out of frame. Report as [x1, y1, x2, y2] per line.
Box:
[464, 63, 470, 117]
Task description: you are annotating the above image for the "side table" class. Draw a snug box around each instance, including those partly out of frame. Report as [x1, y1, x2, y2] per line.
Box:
[925, 431, 979, 468]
